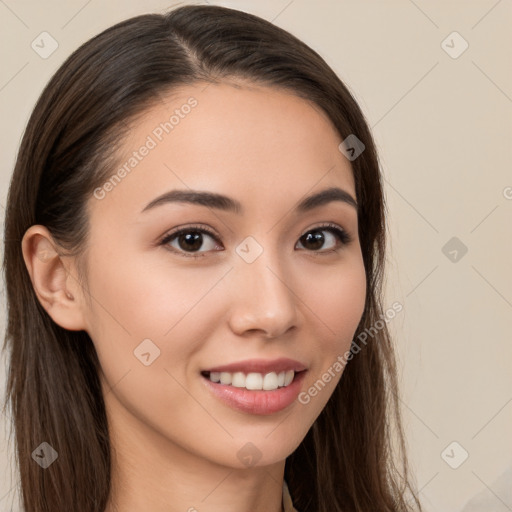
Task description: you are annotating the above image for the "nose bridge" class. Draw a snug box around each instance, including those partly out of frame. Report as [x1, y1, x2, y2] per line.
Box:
[228, 240, 298, 337]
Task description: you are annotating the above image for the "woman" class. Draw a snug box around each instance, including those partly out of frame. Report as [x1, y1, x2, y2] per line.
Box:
[2, 5, 423, 512]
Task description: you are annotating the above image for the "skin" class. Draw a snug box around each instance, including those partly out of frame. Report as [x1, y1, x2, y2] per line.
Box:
[22, 82, 367, 512]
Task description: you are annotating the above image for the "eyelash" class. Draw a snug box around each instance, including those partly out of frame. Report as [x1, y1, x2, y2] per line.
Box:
[159, 222, 352, 259]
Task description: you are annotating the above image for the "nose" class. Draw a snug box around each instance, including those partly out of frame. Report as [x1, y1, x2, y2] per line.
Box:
[227, 250, 300, 339]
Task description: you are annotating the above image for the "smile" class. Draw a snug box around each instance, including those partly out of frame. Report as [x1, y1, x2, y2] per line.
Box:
[201, 370, 296, 391]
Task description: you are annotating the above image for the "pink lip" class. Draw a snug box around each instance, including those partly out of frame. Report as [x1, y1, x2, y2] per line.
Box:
[202, 357, 307, 374]
[201, 370, 307, 415]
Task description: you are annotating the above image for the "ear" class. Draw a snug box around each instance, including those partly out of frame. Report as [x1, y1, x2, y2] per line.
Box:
[21, 225, 88, 331]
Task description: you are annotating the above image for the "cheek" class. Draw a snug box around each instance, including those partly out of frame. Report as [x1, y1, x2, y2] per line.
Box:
[85, 244, 226, 334]
[83, 248, 232, 376]
[82, 253, 232, 432]
[300, 255, 367, 350]
[295, 254, 366, 407]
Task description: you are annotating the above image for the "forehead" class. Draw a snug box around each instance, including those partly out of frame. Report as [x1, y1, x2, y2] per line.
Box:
[89, 82, 356, 221]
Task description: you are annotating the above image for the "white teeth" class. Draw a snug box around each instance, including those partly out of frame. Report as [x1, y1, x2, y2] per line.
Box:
[205, 370, 296, 390]
[263, 372, 278, 390]
[210, 372, 221, 383]
[232, 372, 246, 388]
[245, 373, 263, 390]
[220, 372, 232, 385]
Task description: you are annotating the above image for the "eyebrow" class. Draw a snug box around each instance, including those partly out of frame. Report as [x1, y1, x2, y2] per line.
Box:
[140, 186, 358, 215]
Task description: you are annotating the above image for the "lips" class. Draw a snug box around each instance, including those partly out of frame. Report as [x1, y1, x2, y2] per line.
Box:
[201, 368, 308, 415]
[201, 357, 307, 374]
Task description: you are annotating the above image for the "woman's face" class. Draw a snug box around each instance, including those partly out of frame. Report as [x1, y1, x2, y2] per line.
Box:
[79, 82, 366, 468]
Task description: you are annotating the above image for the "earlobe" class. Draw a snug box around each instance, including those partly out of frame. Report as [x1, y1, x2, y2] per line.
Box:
[21, 225, 87, 331]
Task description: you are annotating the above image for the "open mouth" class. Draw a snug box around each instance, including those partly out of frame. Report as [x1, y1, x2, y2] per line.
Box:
[200, 370, 306, 391]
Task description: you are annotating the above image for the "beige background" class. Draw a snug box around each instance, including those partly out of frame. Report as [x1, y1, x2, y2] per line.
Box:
[1, 1, 511, 511]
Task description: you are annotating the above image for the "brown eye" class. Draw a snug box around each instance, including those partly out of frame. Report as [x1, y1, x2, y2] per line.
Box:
[160, 223, 351, 259]
[296, 225, 351, 252]
[160, 226, 222, 258]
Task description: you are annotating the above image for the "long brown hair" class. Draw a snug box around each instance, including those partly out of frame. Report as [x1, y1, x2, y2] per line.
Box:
[2, 5, 423, 511]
